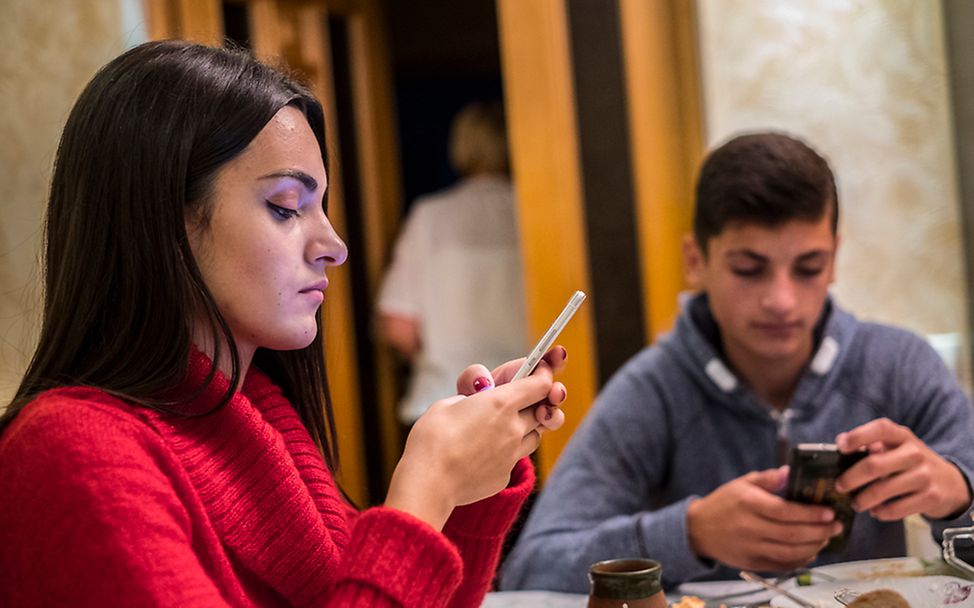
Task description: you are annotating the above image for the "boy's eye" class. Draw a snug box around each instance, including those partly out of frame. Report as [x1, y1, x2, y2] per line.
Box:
[731, 267, 763, 278]
[795, 266, 825, 278]
[267, 201, 299, 220]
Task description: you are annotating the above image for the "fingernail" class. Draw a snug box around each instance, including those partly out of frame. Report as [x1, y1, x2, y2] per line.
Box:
[821, 510, 835, 522]
[473, 376, 493, 392]
[832, 522, 844, 536]
[544, 406, 553, 421]
[560, 386, 567, 401]
[559, 346, 568, 361]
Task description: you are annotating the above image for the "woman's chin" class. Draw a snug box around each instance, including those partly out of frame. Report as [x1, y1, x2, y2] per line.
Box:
[263, 328, 319, 352]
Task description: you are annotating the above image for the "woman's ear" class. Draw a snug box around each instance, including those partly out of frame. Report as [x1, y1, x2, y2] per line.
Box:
[682, 234, 705, 289]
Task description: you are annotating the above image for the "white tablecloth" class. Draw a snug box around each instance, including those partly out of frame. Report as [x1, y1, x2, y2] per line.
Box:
[481, 591, 587, 607]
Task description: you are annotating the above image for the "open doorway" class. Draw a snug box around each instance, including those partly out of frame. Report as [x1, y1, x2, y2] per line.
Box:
[382, 0, 504, 212]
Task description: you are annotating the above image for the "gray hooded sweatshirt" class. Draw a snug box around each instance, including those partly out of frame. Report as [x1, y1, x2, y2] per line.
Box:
[501, 293, 974, 592]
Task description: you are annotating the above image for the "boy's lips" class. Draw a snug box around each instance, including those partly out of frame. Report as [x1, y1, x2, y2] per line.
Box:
[753, 321, 802, 335]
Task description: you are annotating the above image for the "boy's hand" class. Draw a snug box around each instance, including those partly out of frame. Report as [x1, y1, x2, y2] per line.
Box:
[836, 418, 970, 520]
[687, 467, 842, 572]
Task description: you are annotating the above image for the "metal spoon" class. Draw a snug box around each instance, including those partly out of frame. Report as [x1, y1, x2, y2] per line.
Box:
[739, 570, 817, 608]
[693, 568, 835, 603]
[833, 588, 859, 606]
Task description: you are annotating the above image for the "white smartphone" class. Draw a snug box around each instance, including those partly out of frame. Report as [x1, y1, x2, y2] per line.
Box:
[511, 290, 586, 381]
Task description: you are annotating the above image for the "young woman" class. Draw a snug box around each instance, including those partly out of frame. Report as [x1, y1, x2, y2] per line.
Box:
[0, 40, 567, 607]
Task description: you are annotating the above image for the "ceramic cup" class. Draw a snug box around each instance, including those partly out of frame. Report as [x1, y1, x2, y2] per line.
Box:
[587, 558, 666, 608]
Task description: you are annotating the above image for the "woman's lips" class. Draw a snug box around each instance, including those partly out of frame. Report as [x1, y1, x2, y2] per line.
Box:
[301, 289, 324, 304]
[301, 279, 329, 293]
[299, 280, 328, 304]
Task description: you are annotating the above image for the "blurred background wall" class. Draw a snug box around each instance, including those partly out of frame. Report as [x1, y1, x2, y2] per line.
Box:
[697, 0, 970, 383]
[0, 1, 146, 406]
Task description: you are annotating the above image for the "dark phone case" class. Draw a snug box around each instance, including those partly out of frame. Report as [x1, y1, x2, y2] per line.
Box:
[785, 444, 867, 553]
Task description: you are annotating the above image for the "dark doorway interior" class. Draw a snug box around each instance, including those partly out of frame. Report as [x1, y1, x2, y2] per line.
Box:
[382, 0, 504, 211]
[380, 2, 534, 569]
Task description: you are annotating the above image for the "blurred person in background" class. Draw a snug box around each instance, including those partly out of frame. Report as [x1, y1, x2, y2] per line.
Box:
[377, 101, 529, 425]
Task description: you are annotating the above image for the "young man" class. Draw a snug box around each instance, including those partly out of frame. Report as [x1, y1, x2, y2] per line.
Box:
[500, 132, 974, 591]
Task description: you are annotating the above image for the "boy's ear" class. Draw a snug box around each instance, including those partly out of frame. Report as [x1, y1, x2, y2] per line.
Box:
[682, 234, 705, 289]
[828, 232, 841, 284]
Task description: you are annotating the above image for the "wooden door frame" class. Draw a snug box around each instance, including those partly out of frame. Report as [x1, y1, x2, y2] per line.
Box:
[497, 0, 703, 479]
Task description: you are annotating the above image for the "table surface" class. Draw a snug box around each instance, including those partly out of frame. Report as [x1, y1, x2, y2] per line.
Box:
[482, 557, 974, 607]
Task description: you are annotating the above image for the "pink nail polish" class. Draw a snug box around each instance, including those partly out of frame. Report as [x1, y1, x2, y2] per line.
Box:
[560, 386, 567, 402]
[473, 376, 492, 392]
[544, 406, 553, 421]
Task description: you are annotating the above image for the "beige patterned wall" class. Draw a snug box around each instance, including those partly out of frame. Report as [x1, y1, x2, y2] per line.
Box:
[0, 2, 133, 406]
[697, 0, 969, 382]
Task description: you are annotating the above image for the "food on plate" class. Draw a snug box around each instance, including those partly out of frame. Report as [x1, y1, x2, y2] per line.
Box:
[669, 596, 705, 608]
[846, 561, 925, 580]
[846, 588, 911, 607]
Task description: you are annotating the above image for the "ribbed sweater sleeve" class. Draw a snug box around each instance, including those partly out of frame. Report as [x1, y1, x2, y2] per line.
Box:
[443, 457, 536, 607]
[323, 507, 463, 606]
[242, 371, 467, 607]
[243, 368, 534, 607]
[322, 460, 535, 608]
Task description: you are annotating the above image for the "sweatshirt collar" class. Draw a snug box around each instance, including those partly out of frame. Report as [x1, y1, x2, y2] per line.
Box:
[676, 292, 853, 399]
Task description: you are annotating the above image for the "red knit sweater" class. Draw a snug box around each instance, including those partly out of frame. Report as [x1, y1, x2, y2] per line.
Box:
[0, 352, 535, 607]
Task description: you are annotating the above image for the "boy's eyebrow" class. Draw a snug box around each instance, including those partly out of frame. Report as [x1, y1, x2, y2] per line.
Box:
[258, 169, 318, 192]
[725, 249, 768, 263]
[795, 249, 831, 262]
[725, 249, 831, 263]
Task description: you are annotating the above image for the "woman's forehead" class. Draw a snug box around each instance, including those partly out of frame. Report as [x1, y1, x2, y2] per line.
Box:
[228, 107, 327, 184]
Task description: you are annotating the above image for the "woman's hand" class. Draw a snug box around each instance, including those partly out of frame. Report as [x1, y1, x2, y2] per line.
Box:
[385, 346, 568, 531]
[457, 345, 568, 433]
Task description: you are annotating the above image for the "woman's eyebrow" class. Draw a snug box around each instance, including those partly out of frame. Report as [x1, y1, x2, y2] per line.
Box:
[258, 169, 318, 192]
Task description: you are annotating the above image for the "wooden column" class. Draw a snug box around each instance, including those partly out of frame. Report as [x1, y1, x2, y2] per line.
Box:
[619, 0, 704, 341]
[497, 0, 599, 480]
[146, 0, 223, 45]
[344, 0, 404, 491]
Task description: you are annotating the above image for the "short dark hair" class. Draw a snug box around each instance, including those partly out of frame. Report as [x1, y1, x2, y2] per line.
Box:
[693, 132, 838, 251]
[3, 40, 339, 470]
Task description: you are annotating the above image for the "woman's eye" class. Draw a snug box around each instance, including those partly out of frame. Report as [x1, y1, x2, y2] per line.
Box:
[267, 201, 299, 220]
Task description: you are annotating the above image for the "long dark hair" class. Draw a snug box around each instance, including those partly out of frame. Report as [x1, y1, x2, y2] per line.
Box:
[1, 40, 339, 470]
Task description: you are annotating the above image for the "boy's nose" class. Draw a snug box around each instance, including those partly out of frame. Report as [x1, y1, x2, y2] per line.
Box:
[760, 274, 797, 313]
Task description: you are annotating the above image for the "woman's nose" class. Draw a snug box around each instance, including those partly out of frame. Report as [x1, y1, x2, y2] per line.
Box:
[308, 218, 348, 267]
